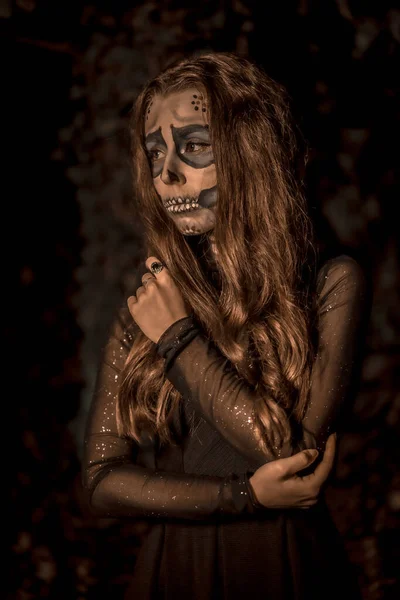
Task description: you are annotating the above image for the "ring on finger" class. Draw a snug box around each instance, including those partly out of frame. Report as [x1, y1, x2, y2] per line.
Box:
[150, 261, 164, 275]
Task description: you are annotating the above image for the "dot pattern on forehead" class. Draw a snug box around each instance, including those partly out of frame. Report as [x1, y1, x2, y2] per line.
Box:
[192, 93, 207, 113]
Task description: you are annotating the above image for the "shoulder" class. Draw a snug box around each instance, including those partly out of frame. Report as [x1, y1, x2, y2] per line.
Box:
[318, 253, 364, 280]
[316, 254, 367, 312]
[317, 254, 366, 290]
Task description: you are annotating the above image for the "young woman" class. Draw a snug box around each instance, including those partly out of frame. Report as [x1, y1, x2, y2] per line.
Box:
[82, 53, 368, 599]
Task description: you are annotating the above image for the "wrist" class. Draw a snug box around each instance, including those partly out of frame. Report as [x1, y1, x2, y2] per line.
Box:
[245, 473, 265, 510]
[224, 472, 264, 517]
[155, 315, 193, 346]
[155, 315, 201, 372]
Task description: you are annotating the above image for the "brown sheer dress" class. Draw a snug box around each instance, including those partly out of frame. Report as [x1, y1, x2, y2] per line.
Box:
[82, 255, 368, 599]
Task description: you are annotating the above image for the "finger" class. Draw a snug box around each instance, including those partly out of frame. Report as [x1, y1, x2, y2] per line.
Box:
[312, 433, 337, 485]
[127, 295, 138, 312]
[128, 287, 146, 310]
[280, 449, 319, 478]
[142, 273, 157, 286]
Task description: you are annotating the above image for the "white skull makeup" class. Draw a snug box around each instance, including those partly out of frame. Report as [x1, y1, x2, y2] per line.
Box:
[144, 88, 217, 237]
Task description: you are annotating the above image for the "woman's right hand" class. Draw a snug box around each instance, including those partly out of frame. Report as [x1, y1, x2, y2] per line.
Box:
[248, 433, 337, 509]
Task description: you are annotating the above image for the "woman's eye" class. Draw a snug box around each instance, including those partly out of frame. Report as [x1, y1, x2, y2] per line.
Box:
[184, 141, 211, 153]
[148, 149, 164, 161]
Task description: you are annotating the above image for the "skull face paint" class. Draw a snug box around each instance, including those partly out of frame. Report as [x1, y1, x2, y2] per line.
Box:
[144, 88, 217, 236]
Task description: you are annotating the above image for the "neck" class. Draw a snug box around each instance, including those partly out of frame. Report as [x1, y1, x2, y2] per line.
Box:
[186, 230, 219, 274]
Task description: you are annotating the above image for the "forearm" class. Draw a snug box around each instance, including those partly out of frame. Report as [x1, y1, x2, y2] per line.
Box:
[157, 318, 303, 469]
[83, 460, 262, 521]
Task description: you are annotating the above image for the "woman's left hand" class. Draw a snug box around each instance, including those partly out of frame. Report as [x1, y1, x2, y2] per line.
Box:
[127, 256, 191, 344]
[248, 433, 337, 510]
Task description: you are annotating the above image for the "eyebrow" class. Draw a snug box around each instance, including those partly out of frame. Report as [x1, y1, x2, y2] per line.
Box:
[144, 127, 165, 146]
[171, 124, 210, 136]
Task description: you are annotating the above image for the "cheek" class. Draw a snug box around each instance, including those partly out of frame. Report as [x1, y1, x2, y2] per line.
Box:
[195, 164, 217, 188]
[153, 178, 162, 194]
[152, 176, 167, 197]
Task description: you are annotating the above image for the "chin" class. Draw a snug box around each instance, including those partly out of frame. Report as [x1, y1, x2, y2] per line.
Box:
[170, 209, 215, 236]
[181, 229, 204, 237]
[180, 224, 214, 236]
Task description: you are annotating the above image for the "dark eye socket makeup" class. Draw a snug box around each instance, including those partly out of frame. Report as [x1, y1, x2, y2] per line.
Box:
[147, 148, 165, 162]
[145, 128, 166, 150]
[145, 124, 210, 146]
[171, 125, 214, 169]
[181, 140, 211, 153]
[145, 124, 214, 176]
[148, 140, 209, 162]
[171, 124, 210, 139]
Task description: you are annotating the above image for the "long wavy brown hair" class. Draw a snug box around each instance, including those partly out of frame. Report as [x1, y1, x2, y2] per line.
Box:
[117, 52, 317, 457]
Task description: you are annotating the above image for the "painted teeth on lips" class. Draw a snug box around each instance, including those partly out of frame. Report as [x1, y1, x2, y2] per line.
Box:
[164, 197, 201, 212]
[164, 197, 196, 206]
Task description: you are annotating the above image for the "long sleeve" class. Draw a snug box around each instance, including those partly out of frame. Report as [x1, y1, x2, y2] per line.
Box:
[81, 307, 261, 520]
[159, 255, 368, 470]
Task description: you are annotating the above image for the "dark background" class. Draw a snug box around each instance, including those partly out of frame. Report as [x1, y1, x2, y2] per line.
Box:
[7, 0, 399, 598]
